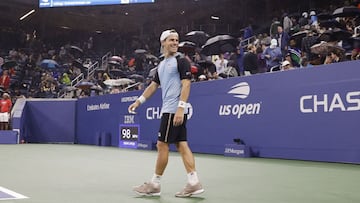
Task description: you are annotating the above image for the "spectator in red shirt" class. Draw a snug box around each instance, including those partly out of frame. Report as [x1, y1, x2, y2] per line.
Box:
[0, 70, 11, 91]
[0, 93, 12, 130]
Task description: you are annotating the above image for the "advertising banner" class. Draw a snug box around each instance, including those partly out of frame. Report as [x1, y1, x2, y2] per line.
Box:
[74, 60, 360, 163]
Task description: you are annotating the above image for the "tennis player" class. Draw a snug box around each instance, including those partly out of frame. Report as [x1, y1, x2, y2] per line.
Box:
[128, 29, 204, 197]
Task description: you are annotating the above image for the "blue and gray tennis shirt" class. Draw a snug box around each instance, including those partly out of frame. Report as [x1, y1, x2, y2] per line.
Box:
[153, 53, 191, 114]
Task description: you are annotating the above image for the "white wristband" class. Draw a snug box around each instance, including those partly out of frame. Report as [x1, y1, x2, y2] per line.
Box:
[137, 95, 146, 104]
[178, 101, 187, 108]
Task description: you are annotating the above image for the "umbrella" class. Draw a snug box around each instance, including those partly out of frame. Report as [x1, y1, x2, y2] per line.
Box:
[134, 49, 147, 54]
[145, 54, 158, 61]
[109, 56, 123, 63]
[178, 41, 197, 54]
[91, 85, 103, 91]
[291, 30, 310, 40]
[108, 60, 122, 66]
[128, 74, 145, 82]
[69, 45, 84, 56]
[332, 6, 360, 18]
[64, 86, 78, 92]
[185, 31, 210, 46]
[40, 59, 60, 69]
[201, 35, 238, 56]
[1, 60, 17, 69]
[103, 78, 134, 86]
[319, 28, 352, 42]
[109, 69, 126, 77]
[319, 19, 346, 29]
[317, 12, 333, 20]
[75, 81, 94, 90]
[310, 41, 345, 55]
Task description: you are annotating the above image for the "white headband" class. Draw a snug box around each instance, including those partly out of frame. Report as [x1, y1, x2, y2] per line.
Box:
[160, 29, 178, 42]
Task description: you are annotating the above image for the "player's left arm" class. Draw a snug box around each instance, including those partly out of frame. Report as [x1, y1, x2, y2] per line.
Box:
[173, 57, 192, 126]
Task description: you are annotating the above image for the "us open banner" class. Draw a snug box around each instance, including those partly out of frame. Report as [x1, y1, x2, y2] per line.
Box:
[75, 60, 360, 163]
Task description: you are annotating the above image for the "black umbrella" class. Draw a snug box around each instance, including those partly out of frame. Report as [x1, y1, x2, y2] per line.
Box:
[68, 45, 84, 57]
[291, 30, 310, 40]
[1, 60, 17, 69]
[317, 12, 333, 20]
[185, 31, 210, 47]
[311, 41, 345, 55]
[129, 74, 145, 82]
[319, 28, 352, 42]
[178, 41, 197, 54]
[319, 19, 346, 29]
[109, 69, 126, 78]
[201, 35, 238, 56]
[333, 6, 360, 18]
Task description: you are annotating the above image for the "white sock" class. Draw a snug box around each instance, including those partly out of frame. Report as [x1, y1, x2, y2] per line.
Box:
[187, 171, 199, 186]
[151, 174, 161, 185]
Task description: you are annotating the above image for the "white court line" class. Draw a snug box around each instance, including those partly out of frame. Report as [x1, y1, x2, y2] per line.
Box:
[0, 186, 28, 200]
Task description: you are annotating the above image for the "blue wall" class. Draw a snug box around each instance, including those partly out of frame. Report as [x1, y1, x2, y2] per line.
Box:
[19, 60, 360, 163]
[21, 99, 76, 143]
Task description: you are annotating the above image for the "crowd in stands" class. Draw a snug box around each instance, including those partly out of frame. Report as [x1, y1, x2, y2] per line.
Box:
[0, 1, 359, 105]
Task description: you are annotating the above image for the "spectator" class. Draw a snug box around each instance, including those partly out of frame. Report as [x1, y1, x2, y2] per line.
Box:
[0, 70, 11, 91]
[214, 53, 228, 77]
[281, 60, 294, 71]
[301, 30, 319, 61]
[270, 18, 281, 38]
[61, 73, 71, 86]
[243, 44, 259, 74]
[243, 24, 253, 39]
[299, 12, 309, 27]
[329, 49, 345, 63]
[288, 39, 302, 67]
[283, 13, 293, 33]
[262, 39, 283, 71]
[0, 93, 12, 130]
[277, 25, 290, 57]
[309, 11, 318, 26]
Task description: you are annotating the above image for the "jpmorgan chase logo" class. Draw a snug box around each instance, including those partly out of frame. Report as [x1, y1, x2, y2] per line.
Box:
[219, 82, 261, 119]
[146, 103, 193, 120]
[300, 91, 360, 113]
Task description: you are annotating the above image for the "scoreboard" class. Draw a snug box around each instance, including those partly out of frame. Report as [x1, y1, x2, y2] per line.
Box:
[39, 0, 155, 8]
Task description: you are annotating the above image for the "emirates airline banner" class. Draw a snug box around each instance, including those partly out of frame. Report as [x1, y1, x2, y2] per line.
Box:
[75, 60, 360, 163]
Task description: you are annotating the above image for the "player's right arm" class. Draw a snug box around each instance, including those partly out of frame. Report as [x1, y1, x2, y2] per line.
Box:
[128, 81, 159, 113]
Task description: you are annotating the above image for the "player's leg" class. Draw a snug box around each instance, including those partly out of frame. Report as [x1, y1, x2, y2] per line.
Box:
[176, 141, 195, 173]
[133, 114, 172, 196]
[155, 141, 169, 175]
[175, 143, 204, 197]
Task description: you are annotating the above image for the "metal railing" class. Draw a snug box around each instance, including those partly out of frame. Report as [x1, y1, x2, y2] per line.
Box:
[87, 61, 99, 80]
[240, 36, 256, 48]
[101, 51, 112, 69]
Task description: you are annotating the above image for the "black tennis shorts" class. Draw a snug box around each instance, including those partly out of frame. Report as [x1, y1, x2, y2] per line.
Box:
[158, 113, 188, 143]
